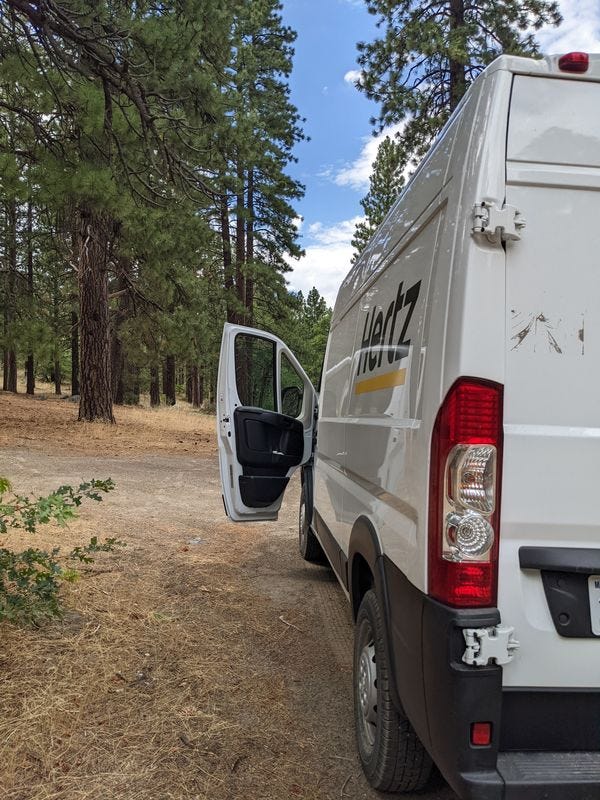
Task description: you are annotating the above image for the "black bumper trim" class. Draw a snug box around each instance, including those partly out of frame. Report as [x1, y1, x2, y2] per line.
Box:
[498, 752, 600, 800]
[382, 557, 600, 799]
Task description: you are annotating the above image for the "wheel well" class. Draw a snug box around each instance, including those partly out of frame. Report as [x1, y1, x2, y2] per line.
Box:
[351, 554, 374, 620]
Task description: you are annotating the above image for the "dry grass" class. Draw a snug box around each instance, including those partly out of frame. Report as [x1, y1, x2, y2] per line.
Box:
[0, 391, 216, 456]
[0, 521, 314, 800]
[0, 394, 366, 800]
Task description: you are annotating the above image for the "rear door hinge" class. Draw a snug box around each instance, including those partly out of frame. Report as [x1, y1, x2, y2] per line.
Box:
[472, 202, 525, 244]
[462, 625, 520, 667]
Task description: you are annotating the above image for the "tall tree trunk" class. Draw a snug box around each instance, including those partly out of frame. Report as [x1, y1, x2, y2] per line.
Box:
[53, 359, 61, 395]
[6, 351, 16, 393]
[51, 264, 62, 397]
[235, 163, 246, 324]
[191, 364, 203, 408]
[164, 355, 176, 406]
[185, 365, 193, 403]
[112, 337, 125, 404]
[449, 0, 466, 110]
[25, 201, 35, 395]
[71, 311, 79, 395]
[77, 207, 115, 423]
[5, 200, 17, 393]
[245, 168, 255, 327]
[220, 194, 236, 323]
[150, 364, 160, 407]
[111, 260, 131, 405]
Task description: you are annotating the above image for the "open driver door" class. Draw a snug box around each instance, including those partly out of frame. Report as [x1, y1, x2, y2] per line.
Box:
[217, 323, 316, 522]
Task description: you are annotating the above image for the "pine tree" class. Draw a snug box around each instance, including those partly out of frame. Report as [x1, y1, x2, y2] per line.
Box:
[1, 0, 233, 421]
[357, 0, 562, 160]
[219, 0, 304, 327]
[352, 136, 406, 259]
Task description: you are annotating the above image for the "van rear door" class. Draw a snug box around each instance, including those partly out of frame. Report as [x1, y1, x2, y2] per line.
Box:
[500, 74, 600, 688]
[217, 323, 316, 522]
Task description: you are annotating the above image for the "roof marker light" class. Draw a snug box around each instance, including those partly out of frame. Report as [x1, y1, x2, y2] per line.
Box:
[558, 52, 589, 74]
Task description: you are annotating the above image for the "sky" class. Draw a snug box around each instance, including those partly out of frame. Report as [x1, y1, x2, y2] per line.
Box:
[280, 0, 600, 307]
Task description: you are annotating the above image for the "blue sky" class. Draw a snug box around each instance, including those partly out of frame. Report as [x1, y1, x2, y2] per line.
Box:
[281, 0, 600, 306]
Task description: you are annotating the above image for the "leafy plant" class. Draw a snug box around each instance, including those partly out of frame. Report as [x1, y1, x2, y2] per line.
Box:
[0, 477, 121, 624]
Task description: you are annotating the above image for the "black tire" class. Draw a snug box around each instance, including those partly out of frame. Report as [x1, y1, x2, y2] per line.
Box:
[354, 589, 433, 793]
[298, 485, 324, 562]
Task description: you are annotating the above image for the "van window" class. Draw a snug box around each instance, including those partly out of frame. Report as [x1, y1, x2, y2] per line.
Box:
[234, 333, 276, 410]
[508, 76, 600, 168]
[280, 353, 304, 418]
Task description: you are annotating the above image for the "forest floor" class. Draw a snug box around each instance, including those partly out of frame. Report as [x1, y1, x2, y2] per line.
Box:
[0, 392, 455, 800]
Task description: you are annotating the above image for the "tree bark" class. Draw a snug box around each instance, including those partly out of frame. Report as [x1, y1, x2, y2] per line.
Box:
[4, 200, 18, 393]
[150, 364, 160, 407]
[71, 311, 79, 396]
[191, 364, 203, 408]
[25, 201, 35, 395]
[220, 194, 237, 324]
[53, 359, 61, 395]
[449, 0, 466, 110]
[164, 355, 176, 406]
[245, 168, 255, 326]
[112, 336, 125, 404]
[185, 365, 193, 403]
[111, 260, 131, 405]
[77, 207, 115, 423]
[235, 162, 246, 324]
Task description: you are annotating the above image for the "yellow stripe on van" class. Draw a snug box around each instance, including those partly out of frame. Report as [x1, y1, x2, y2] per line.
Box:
[355, 368, 407, 395]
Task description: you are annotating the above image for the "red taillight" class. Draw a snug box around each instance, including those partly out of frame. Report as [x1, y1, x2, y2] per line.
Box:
[558, 52, 589, 74]
[428, 378, 503, 608]
[471, 722, 492, 747]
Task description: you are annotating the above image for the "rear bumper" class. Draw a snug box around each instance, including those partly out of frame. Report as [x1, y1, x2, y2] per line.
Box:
[380, 556, 600, 800]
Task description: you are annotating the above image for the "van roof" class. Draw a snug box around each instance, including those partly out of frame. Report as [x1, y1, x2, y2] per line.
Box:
[488, 52, 600, 82]
[332, 51, 600, 324]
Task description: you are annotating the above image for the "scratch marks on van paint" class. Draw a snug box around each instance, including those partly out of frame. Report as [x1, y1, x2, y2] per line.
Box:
[511, 313, 535, 349]
[511, 309, 585, 355]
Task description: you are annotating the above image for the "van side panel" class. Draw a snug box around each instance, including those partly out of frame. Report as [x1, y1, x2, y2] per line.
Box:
[342, 207, 445, 588]
[313, 309, 355, 572]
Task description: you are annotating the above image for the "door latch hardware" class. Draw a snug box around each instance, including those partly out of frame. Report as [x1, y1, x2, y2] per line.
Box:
[462, 625, 520, 667]
[472, 202, 525, 244]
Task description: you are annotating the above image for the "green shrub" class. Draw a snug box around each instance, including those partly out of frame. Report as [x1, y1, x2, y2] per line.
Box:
[0, 477, 122, 624]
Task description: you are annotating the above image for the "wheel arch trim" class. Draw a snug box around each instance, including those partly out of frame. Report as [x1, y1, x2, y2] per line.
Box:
[348, 516, 403, 712]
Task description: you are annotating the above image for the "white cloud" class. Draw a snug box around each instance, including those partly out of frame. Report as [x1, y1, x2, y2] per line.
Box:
[307, 216, 363, 246]
[332, 122, 405, 192]
[344, 69, 363, 85]
[538, 1, 600, 53]
[287, 217, 364, 306]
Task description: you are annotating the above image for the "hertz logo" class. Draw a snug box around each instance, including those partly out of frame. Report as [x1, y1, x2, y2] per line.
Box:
[356, 280, 421, 379]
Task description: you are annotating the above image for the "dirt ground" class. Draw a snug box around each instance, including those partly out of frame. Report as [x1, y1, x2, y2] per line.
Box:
[0, 392, 456, 800]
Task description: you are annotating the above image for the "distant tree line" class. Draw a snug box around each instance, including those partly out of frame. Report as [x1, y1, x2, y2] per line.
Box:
[0, 0, 330, 422]
[352, 0, 562, 259]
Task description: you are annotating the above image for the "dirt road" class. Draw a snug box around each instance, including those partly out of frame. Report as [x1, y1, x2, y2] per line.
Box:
[0, 396, 456, 800]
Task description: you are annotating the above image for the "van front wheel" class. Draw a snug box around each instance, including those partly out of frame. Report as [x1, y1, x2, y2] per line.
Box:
[354, 589, 432, 793]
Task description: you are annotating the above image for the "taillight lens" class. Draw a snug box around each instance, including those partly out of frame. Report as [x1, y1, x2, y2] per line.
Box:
[428, 378, 503, 607]
[558, 52, 589, 74]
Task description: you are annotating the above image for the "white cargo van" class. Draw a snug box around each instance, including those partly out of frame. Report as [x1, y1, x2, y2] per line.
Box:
[217, 52, 600, 799]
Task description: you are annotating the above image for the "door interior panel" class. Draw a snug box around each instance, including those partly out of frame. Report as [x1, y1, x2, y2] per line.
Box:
[234, 408, 304, 468]
[233, 407, 304, 508]
[239, 476, 289, 508]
